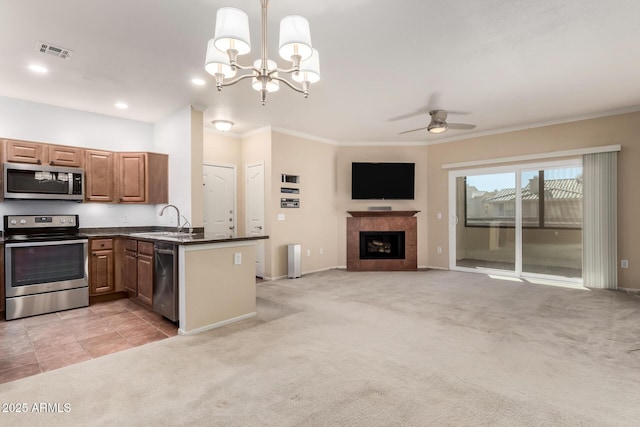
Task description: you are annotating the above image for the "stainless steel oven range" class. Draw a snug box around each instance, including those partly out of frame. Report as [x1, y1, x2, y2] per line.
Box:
[4, 215, 88, 320]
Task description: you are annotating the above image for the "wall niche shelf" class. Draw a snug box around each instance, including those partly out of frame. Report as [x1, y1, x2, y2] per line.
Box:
[281, 174, 300, 184]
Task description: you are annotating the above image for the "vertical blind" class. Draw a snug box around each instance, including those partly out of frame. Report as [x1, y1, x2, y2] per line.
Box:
[582, 151, 617, 289]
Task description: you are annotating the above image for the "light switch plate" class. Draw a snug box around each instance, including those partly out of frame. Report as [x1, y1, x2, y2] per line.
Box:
[234, 253, 242, 265]
[277, 214, 285, 221]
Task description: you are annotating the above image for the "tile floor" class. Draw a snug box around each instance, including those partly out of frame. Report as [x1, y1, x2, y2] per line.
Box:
[0, 298, 177, 385]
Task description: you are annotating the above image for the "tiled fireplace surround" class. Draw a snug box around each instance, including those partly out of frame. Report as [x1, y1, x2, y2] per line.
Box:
[346, 211, 418, 271]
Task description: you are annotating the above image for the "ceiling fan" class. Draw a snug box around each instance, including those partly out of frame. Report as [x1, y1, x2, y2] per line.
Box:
[399, 110, 476, 135]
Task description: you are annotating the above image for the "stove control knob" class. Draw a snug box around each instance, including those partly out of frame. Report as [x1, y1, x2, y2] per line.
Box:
[10, 219, 17, 225]
[60, 218, 66, 224]
[68, 217, 75, 224]
[20, 219, 27, 225]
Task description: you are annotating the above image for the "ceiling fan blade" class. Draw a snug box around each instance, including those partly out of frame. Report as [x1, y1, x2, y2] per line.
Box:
[388, 106, 432, 122]
[447, 123, 476, 130]
[398, 126, 429, 135]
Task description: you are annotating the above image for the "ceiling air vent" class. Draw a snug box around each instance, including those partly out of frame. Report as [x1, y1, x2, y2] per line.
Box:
[34, 41, 74, 60]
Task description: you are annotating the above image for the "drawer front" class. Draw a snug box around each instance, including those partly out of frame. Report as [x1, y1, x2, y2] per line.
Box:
[90, 238, 113, 250]
[124, 239, 138, 252]
[137, 241, 154, 255]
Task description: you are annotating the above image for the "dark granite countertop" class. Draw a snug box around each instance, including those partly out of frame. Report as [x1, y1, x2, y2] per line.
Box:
[0, 228, 268, 245]
[80, 228, 268, 245]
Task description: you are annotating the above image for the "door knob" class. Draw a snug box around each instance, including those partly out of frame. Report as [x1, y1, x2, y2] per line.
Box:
[256, 225, 263, 230]
[229, 226, 235, 230]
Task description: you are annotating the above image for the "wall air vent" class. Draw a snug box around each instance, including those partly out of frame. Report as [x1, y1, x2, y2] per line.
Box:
[34, 41, 74, 60]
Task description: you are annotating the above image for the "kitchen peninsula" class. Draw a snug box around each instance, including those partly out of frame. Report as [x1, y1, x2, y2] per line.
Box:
[163, 233, 267, 336]
[83, 230, 268, 336]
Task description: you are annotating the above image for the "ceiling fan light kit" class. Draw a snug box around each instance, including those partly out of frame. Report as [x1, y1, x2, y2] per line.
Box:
[399, 109, 476, 135]
[205, 0, 321, 105]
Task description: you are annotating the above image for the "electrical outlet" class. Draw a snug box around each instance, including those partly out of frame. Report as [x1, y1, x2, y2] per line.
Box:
[437, 212, 442, 220]
[234, 253, 242, 265]
[123, 215, 128, 224]
[320, 248, 324, 255]
[437, 246, 442, 254]
[306, 249, 311, 257]
[621, 259, 629, 268]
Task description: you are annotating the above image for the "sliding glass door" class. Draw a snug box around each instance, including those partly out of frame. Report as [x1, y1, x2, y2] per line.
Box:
[521, 166, 583, 279]
[449, 160, 583, 281]
[454, 172, 517, 272]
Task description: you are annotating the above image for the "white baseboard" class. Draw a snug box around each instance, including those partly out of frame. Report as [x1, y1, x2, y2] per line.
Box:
[619, 287, 640, 294]
[178, 312, 256, 336]
[426, 265, 449, 270]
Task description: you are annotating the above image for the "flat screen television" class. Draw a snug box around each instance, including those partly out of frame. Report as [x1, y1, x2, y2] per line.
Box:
[351, 162, 415, 200]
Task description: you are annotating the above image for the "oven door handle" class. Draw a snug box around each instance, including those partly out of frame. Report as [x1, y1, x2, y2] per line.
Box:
[5, 239, 89, 248]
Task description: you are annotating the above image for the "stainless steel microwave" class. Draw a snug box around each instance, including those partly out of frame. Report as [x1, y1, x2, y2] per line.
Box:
[3, 162, 84, 201]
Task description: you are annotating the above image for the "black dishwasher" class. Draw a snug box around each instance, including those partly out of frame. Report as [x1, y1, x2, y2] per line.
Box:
[153, 242, 178, 322]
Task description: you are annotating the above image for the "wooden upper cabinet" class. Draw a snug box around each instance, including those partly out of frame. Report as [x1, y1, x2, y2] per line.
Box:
[2, 139, 84, 167]
[85, 149, 115, 202]
[118, 152, 146, 203]
[0, 139, 169, 205]
[117, 152, 168, 204]
[3, 139, 47, 164]
[49, 145, 84, 167]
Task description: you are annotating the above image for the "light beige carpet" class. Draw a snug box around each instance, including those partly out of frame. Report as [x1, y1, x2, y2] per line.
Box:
[1, 269, 639, 426]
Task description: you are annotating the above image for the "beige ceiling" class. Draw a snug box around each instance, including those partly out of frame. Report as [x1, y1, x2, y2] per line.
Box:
[1, 0, 639, 144]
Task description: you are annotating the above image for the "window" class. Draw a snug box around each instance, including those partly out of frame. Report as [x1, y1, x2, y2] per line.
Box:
[465, 168, 583, 229]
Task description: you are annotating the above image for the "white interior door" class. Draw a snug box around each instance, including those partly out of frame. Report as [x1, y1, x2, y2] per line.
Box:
[203, 163, 236, 239]
[246, 162, 265, 278]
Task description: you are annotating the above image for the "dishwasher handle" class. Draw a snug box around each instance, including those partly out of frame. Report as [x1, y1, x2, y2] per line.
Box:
[155, 248, 175, 255]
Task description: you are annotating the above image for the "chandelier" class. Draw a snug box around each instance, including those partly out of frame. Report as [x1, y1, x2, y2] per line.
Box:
[205, 0, 321, 105]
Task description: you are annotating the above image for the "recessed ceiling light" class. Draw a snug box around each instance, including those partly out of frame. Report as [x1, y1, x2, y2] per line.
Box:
[115, 102, 129, 109]
[28, 64, 48, 73]
[191, 78, 206, 86]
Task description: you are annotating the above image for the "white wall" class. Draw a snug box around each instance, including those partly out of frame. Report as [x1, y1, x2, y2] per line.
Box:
[0, 96, 159, 229]
[153, 104, 194, 228]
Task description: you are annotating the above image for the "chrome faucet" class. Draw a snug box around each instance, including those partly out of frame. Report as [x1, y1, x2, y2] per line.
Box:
[159, 204, 180, 230]
[178, 215, 192, 234]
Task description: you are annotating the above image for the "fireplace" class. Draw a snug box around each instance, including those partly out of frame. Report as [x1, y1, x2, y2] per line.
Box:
[360, 231, 405, 260]
[347, 211, 418, 271]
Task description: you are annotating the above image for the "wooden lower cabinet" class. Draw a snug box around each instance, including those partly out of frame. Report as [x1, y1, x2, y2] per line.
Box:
[136, 252, 153, 306]
[123, 239, 138, 296]
[0, 245, 4, 313]
[89, 239, 115, 296]
[121, 239, 154, 306]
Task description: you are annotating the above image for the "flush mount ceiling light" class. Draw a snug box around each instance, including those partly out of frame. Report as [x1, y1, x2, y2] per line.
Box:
[205, 0, 320, 105]
[115, 102, 128, 110]
[212, 120, 234, 132]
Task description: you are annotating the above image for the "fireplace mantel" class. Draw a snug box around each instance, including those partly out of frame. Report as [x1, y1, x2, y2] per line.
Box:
[347, 211, 420, 217]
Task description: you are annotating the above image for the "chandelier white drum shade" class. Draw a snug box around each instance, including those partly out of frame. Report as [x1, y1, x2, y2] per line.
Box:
[213, 8, 251, 55]
[278, 15, 312, 61]
[204, 0, 320, 105]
